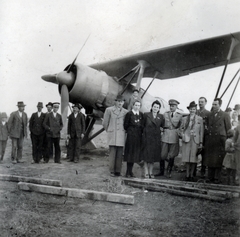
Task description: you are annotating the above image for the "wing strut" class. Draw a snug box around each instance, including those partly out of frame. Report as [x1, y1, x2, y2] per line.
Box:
[135, 60, 149, 91]
[117, 65, 139, 82]
[141, 72, 159, 99]
[220, 67, 240, 99]
[215, 35, 239, 98]
[226, 75, 240, 110]
[120, 65, 140, 95]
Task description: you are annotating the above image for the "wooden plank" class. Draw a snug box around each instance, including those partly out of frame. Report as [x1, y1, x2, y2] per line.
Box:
[123, 177, 240, 195]
[122, 178, 233, 200]
[150, 178, 240, 194]
[128, 182, 226, 202]
[18, 182, 134, 205]
[0, 174, 62, 187]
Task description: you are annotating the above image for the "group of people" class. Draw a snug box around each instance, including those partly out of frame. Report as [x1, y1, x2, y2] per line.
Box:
[0, 101, 85, 165]
[103, 91, 240, 184]
[0, 93, 240, 185]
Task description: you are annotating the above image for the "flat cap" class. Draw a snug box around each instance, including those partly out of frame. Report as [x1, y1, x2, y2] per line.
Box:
[168, 99, 180, 106]
[72, 103, 83, 109]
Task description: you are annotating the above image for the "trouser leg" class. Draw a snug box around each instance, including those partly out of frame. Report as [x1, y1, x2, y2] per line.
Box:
[53, 138, 61, 163]
[214, 168, 221, 181]
[37, 134, 44, 163]
[208, 167, 215, 181]
[31, 133, 37, 162]
[0, 141, 7, 160]
[74, 137, 81, 162]
[144, 162, 149, 176]
[190, 163, 196, 178]
[11, 138, 18, 161]
[167, 143, 179, 175]
[115, 147, 123, 173]
[68, 138, 75, 161]
[45, 137, 52, 163]
[159, 142, 168, 175]
[109, 146, 117, 173]
[160, 160, 165, 175]
[17, 132, 24, 161]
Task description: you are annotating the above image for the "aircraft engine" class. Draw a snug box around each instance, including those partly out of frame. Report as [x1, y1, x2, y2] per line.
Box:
[68, 63, 123, 110]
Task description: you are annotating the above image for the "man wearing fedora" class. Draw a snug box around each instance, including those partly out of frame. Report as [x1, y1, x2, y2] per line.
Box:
[103, 95, 128, 177]
[43, 102, 53, 161]
[157, 99, 183, 178]
[0, 112, 9, 162]
[196, 97, 211, 177]
[43, 102, 63, 164]
[67, 103, 85, 163]
[204, 98, 231, 183]
[233, 104, 240, 116]
[8, 102, 28, 164]
[29, 102, 46, 163]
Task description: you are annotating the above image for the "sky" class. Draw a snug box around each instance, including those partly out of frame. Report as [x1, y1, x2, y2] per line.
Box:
[0, 0, 240, 116]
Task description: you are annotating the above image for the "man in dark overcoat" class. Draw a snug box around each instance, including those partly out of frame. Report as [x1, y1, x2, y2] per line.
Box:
[29, 102, 45, 163]
[67, 103, 85, 163]
[43, 102, 63, 163]
[204, 98, 231, 183]
[8, 101, 28, 164]
[196, 97, 211, 177]
[43, 102, 53, 160]
[0, 112, 9, 161]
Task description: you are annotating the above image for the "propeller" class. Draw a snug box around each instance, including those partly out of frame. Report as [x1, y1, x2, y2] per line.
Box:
[41, 34, 91, 133]
[66, 33, 91, 73]
[61, 84, 69, 124]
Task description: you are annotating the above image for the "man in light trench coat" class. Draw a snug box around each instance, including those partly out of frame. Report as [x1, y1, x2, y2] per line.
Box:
[103, 95, 128, 177]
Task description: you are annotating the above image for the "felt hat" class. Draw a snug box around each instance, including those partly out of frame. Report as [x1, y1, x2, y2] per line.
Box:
[233, 104, 240, 110]
[169, 99, 179, 106]
[17, 101, 26, 107]
[187, 101, 198, 109]
[1, 112, 7, 118]
[46, 102, 53, 107]
[227, 129, 234, 137]
[115, 95, 125, 101]
[37, 102, 43, 108]
[72, 103, 83, 109]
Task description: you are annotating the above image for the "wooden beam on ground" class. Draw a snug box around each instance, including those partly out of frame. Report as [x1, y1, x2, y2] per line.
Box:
[122, 178, 232, 201]
[128, 182, 226, 202]
[0, 174, 62, 187]
[18, 182, 134, 205]
[151, 178, 240, 196]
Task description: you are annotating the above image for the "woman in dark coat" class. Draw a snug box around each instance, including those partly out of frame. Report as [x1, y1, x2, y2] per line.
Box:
[142, 100, 165, 178]
[124, 100, 143, 177]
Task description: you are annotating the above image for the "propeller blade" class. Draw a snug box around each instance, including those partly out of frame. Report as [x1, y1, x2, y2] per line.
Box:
[41, 74, 58, 84]
[61, 84, 69, 126]
[67, 33, 91, 73]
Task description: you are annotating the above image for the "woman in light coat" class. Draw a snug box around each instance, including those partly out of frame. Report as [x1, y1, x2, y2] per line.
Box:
[180, 101, 203, 181]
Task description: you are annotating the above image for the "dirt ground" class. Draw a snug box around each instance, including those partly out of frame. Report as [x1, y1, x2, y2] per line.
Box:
[0, 129, 240, 237]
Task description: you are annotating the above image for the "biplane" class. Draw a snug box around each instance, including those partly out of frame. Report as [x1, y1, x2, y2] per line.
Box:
[42, 32, 240, 145]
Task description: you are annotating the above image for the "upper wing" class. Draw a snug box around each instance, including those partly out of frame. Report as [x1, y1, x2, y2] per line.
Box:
[89, 32, 240, 81]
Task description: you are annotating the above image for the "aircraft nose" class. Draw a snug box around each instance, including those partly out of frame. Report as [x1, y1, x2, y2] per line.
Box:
[56, 71, 75, 87]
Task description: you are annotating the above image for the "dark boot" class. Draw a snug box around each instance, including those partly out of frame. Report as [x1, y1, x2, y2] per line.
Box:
[129, 163, 135, 177]
[125, 163, 131, 178]
[167, 158, 174, 178]
[156, 160, 165, 176]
